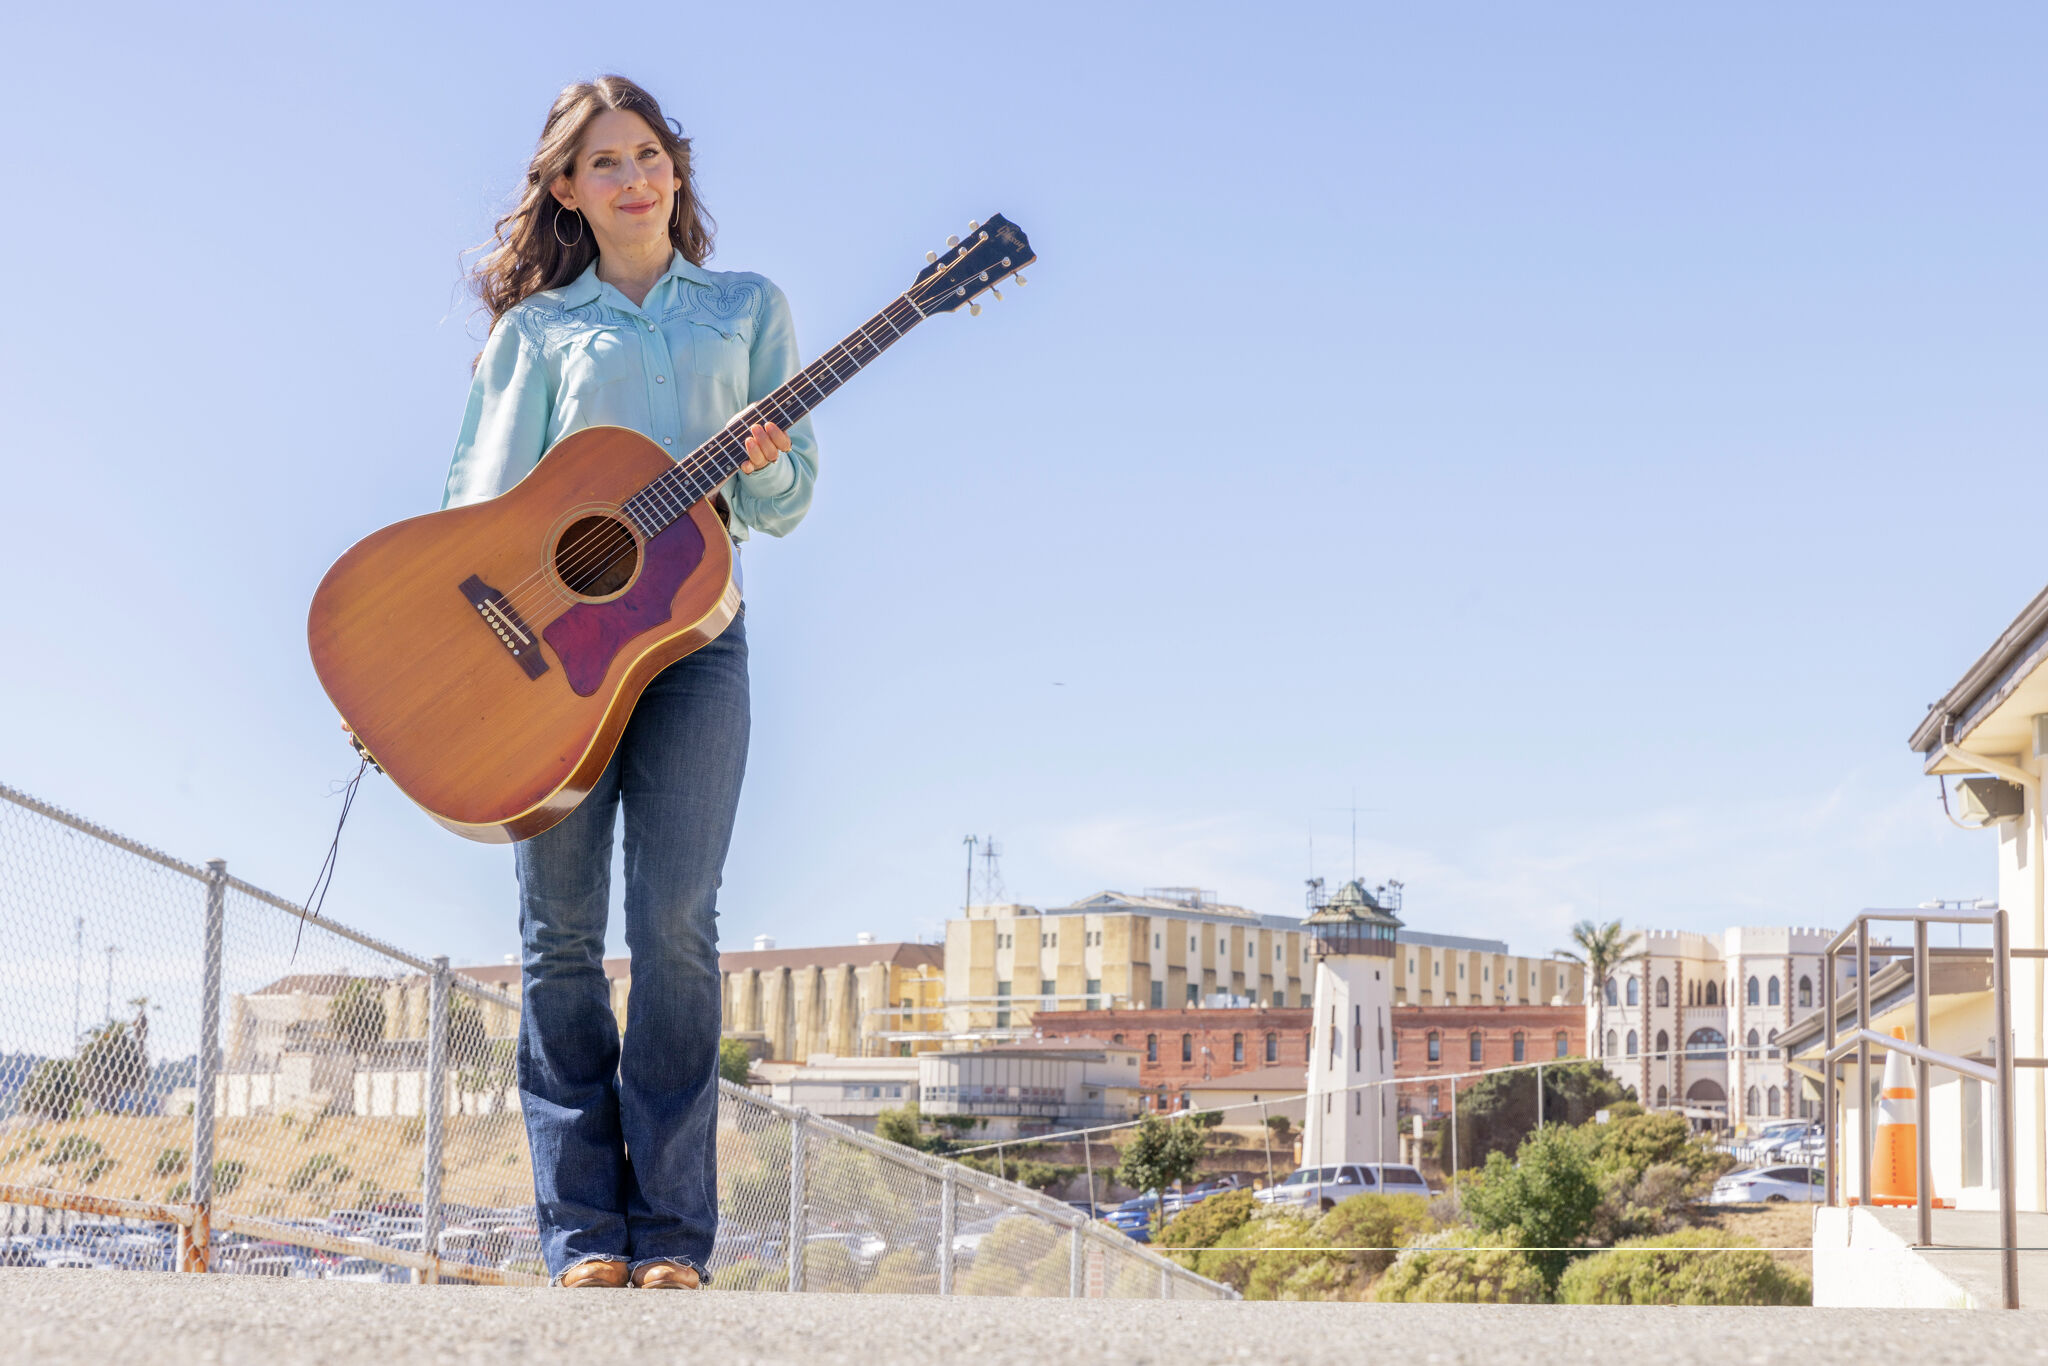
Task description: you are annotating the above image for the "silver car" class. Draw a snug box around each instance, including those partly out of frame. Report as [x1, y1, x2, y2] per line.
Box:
[1708, 1165, 1826, 1204]
[1256, 1163, 1435, 1213]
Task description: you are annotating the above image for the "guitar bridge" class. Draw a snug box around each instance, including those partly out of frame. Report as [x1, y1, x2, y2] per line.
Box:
[459, 575, 549, 680]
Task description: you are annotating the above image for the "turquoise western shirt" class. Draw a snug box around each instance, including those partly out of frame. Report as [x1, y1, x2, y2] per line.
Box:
[443, 252, 818, 543]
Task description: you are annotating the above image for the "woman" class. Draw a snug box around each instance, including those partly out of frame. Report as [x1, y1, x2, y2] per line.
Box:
[443, 76, 817, 1289]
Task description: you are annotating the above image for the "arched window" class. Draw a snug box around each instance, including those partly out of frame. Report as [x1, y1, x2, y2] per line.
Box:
[1426, 1084, 1440, 1114]
[1768, 976, 1781, 1006]
[1181, 1033, 1192, 1063]
[1469, 1031, 1483, 1063]
[1626, 977, 1640, 1006]
[1767, 1086, 1782, 1117]
[1766, 1027, 1779, 1059]
[1391, 1032, 1401, 1062]
[1686, 1027, 1727, 1062]
[1232, 1033, 1244, 1064]
[1146, 1034, 1158, 1063]
[1746, 1028, 1761, 1057]
[1688, 981, 1699, 1006]
[1427, 1031, 1441, 1062]
[1746, 1086, 1760, 1117]
[1747, 976, 1760, 1006]
[1656, 1029, 1670, 1055]
[1705, 980, 1719, 1006]
[1512, 1032, 1526, 1062]
[1555, 1031, 1569, 1058]
[1265, 1032, 1278, 1063]
[1605, 977, 1619, 1006]
[1656, 977, 1670, 1007]
[1605, 1029, 1618, 1058]
[1798, 976, 1813, 1008]
[1626, 1029, 1639, 1057]
[1656, 1084, 1669, 1108]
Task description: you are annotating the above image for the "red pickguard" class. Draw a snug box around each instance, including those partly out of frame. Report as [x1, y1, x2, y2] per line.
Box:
[542, 516, 709, 697]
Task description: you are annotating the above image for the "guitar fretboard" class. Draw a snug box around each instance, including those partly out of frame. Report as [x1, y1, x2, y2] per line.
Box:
[620, 294, 927, 536]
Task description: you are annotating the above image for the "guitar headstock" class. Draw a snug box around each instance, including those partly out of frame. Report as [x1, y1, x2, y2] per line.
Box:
[908, 213, 1035, 317]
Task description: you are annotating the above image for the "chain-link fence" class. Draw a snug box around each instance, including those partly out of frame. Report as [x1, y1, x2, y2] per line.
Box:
[0, 781, 1231, 1299]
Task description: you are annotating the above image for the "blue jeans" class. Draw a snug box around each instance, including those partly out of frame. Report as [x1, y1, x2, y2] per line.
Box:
[514, 609, 747, 1281]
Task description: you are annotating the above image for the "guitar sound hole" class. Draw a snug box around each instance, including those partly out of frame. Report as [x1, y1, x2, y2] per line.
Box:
[554, 516, 640, 598]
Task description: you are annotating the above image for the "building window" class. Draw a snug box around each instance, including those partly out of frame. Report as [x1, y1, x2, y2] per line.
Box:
[1656, 1084, 1669, 1107]
[1686, 1027, 1726, 1062]
[1434, 962, 1441, 977]
[1746, 1028, 1760, 1058]
[1146, 1034, 1158, 1062]
[1427, 1031, 1441, 1062]
[1190, 936, 1197, 952]
[1512, 1032, 1526, 1062]
[1767, 1086, 1781, 1117]
[1041, 978, 1056, 1001]
[1392, 1031, 1401, 1062]
[1271, 990, 1285, 1008]
[1746, 976, 1760, 1006]
[1233, 1033, 1245, 1063]
[1458, 963, 1466, 980]
[1605, 1030, 1618, 1058]
[1656, 1029, 1669, 1056]
[1426, 1084, 1440, 1114]
[1626, 977, 1640, 1006]
[1469, 1031, 1483, 1063]
[1798, 975, 1813, 1008]
[1705, 980, 1719, 1006]
[1604, 977, 1618, 1006]
[1275, 944, 1282, 962]
[1186, 983, 1199, 1006]
[1768, 976, 1781, 1006]
[1181, 1034, 1192, 1062]
[1150, 981, 1164, 1009]
[1745, 1086, 1760, 1117]
[1086, 977, 1101, 1006]
[995, 980, 1011, 1028]
[1265, 1032, 1277, 1063]
[1154, 933, 1161, 949]
[1555, 1031, 1568, 1058]
[1626, 1030, 1638, 1057]
[1766, 1027, 1779, 1058]
[1656, 977, 1670, 1007]
[1304, 1032, 1312, 1057]
[1112, 1033, 1124, 1045]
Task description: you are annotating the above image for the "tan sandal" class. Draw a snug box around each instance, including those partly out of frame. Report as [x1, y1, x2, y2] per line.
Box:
[631, 1260, 702, 1290]
[558, 1258, 630, 1288]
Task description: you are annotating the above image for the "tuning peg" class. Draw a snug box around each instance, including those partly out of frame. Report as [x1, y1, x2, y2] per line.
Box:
[967, 220, 980, 233]
[925, 251, 937, 264]
[991, 288, 1003, 302]
[945, 235, 960, 248]
[968, 301, 982, 316]
[1014, 273, 1027, 286]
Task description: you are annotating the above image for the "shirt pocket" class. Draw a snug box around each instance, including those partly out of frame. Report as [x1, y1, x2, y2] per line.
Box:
[684, 317, 750, 387]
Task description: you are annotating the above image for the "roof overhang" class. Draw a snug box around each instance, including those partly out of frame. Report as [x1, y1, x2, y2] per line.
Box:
[1911, 582, 2048, 771]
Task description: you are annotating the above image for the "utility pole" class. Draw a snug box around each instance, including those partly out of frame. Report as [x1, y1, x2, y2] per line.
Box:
[962, 836, 978, 912]
[71, 917, 83, 1045]
[104, 945, 119, 1023]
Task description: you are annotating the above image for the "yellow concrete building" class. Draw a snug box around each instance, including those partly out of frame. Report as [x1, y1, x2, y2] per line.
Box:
[943, 886, 1580, 1037]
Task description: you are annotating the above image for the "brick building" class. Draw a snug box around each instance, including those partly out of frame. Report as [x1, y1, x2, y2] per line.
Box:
[1034, 1003, 1585, 1117]
[1390, 1004, 1585, 1120]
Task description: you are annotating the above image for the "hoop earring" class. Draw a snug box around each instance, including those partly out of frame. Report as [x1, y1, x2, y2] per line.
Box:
[552, 206, 585, 248]
[671, 193, 680, 228]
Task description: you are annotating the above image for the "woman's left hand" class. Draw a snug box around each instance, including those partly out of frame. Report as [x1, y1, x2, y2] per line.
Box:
[741, 421, 792, 474]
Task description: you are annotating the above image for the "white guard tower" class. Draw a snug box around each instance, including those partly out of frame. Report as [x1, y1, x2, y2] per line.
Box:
[1302, 879, 1401, 1170]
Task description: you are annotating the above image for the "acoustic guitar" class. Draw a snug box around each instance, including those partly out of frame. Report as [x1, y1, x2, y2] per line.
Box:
[308, 215, 1035, 843]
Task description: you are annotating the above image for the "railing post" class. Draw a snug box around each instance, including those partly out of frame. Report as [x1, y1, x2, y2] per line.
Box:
[1535, 1063, 1544, 1131]
[1914, 920, 1933, 1247]
[938, 1166, 956, 1295]
[1160, 1263, 1171, 1298]
[422, 955, 448, 1285]
[787, 1112, 807, 1292]
[182, 859, 225, 1273]
[1069, 1214, 1085, 1297]
[1857, 923, 1872, 1208]
[1824, 937, 1838, 1206]
[1993, 909, 2019, 1309]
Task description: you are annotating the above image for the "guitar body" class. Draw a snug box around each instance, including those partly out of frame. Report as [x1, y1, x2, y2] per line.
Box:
[307, 426, 739, 844]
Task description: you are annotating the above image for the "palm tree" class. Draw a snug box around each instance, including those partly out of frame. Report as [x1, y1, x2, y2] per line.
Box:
[1558, 919, 1644, 1061]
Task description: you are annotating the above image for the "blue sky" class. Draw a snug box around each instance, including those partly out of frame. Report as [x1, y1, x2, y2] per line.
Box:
[2, 3, 2042, 974]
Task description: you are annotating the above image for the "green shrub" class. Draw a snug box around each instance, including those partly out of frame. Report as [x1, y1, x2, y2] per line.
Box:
[48, 1134, 103, 1165]
[285, 1153, 352, 1192]
[1373, 1227, 1546, 1303]
[1156, 1189, 1260, 1252]
[862, 1247, 937, 1294]
[153, 1146, 188, 1176]
[1185, 1212, 1316, 1295]
[1555, 1230, 1811, 1305]
[717, 1036, 753, 1085]
[714, 1258, 787, 1291]
[958, 1217, 1062, 1296]
[797, 1239, 864, 1293]
[212, 1159, 247, 1195]
[79, 1158, 115, 1185]
[1461, 1124, 1601, 1290]
[1310, 1194, 1439, 1281]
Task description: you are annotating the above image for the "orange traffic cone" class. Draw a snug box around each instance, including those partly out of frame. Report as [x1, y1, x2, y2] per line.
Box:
[1870, 1026, 1921, 1207]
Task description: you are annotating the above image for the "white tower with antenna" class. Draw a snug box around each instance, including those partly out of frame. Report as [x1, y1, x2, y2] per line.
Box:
[1302, 878, 1401, 1173]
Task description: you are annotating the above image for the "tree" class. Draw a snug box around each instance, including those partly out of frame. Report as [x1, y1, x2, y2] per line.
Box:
[1448, 1061, 1633, 1167]
[1461, 1123, 1603, 1292]
[445, 996, 487, 1064]
[20, 1059, 80, 1120]
[329, 978, 387, 1052]
[1114, 1114, 1208, 1232]
[78, 1016, 148, 1112]
[1557, 919, 1645, 1061]
[1555, 1230, 1810, 1305]
[717, 1036, 754, 1086]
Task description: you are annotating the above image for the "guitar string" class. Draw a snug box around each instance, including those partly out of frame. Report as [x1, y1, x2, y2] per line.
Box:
[512, 295, 923, 611]
[484, 298, 916, 619]
[486, 295, 929, 626]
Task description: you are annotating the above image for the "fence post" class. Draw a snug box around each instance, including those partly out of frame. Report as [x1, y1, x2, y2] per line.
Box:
[1069, 1214, 1085, 1297]
[182, 859, 226, 1273]
[1535, 1063, 1544, 1131]
[938, 1165, 956, 1295]
[787, 1112, 808, 1292]
[421, 955, 448, 1285]
[1993, 909, 2018, 1309]
[1447, 1073, 1458, 1201]
[1160, 1263, 1171, 1299]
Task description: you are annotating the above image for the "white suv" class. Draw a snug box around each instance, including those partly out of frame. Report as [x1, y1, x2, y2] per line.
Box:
[1256, 1163, 1435, 1213]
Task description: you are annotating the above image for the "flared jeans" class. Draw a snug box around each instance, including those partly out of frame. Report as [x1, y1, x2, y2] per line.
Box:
[513, 609, 748, 1280]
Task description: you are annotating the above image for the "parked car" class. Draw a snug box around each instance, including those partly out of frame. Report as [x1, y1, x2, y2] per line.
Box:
[1256, 1163, 1434, 1212]
[1708, 1165, 1826, 1204]
[325, 1255, 403, 1283]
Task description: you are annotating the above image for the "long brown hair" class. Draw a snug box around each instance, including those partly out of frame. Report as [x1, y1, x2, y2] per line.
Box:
[471, 76, 714, 331]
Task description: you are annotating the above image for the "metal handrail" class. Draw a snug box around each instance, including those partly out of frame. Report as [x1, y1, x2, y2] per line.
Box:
[1823, 907, 2023, 1308]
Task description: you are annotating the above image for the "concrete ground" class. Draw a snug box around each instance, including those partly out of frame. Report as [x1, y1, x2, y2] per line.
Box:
[7, 1272, 2048, 1366]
